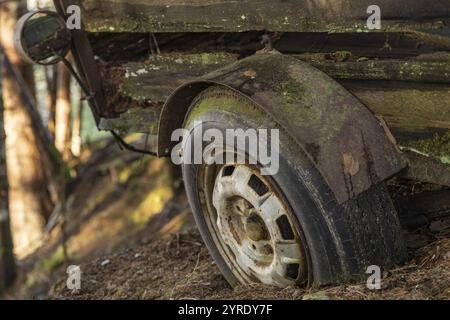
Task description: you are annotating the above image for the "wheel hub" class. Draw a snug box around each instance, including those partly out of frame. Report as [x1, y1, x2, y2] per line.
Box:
[211, 165, 307, 286]
[245, 214, 267, 242]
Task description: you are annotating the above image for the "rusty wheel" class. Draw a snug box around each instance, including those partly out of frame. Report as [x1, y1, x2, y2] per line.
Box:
[182, 86, 406, 288]
[201, 163, 308, 286]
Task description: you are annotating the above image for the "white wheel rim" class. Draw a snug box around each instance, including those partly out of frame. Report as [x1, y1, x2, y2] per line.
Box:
[210, 164, 306, 286]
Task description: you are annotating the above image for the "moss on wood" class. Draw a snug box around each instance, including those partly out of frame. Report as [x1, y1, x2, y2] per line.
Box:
[294, 54, 450, 83]
[99, 108, 161, 135]
[119, 53, 237, 102]
[346, 83, 450, 142]
[402, 132, 450, 164]
[80, 0, 450, 33]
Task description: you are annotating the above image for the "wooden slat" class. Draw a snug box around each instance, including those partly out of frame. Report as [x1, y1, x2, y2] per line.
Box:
[294, 54, 450, 83]
[105, 53, 450, 141]
[80, 0, 450, 33]
[402, 152, 450, 187]
[276, 32, 450, 58]
[340, 81, 450, 142]
[104, 52, 450, 159]
[117, 52, 237, 103]
[98, 108, 160, 135]
[99, 52, 238, 131]
[292, 53, 450, 142]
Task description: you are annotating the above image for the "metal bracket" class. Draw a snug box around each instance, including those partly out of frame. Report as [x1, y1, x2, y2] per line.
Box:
[53, 0, 108, 124]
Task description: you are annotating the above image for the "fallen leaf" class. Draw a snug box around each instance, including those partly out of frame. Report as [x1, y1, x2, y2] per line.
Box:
[343, 153, 360, 176]
[243, 69, 257, 78]
[302, 291, 331, 300]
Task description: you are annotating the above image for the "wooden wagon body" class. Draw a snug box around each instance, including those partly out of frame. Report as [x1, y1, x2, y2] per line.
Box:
[56, 0, 450, 185]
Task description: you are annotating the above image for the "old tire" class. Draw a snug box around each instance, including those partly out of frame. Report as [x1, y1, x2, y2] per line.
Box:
[181, 86, 406, 287]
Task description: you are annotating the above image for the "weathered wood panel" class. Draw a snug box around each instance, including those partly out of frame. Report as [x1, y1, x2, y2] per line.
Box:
[293, 53, 450, 142]
[98, 52, 237, 132]
[295, 54, 450, 83]
[99, 108, 160, 135]
[276, 32, 450, 58]
[343, 81, 450, 142]
[118, 52, 237, 103]
[80, 0, 450, 33]
[402, 152, 450, 186]
[105, 52, 450, 144]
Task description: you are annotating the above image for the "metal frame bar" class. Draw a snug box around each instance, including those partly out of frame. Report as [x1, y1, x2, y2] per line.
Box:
[53, 0, 108, 124]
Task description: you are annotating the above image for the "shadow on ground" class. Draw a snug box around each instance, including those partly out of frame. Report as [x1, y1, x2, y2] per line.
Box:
[4, 139, 450, 300]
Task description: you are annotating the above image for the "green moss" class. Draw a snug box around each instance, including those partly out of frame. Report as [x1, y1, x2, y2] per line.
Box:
[82, 1, 448, 34]
[280, 81, 304, 105]
[398, 62, 426, 81]
[185, 88, 265, 126]
[402, 132, 450, 164]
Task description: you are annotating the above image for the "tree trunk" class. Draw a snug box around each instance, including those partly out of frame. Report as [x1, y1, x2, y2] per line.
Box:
[46, 65, 58, 141]
[0, 50, 16, 294]
[0, 1, 67, 257]
[55, 60, 72, 161]
[71, 88, 83, 157]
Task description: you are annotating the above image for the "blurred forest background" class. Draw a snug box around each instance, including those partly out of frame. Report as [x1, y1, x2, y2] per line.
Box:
[0, 0, 106, 293]
[0, 0, 187, 299]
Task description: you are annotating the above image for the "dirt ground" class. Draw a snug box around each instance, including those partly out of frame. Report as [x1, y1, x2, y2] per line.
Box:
[4, 139, 450, 300]
[50, 227, 450, 300]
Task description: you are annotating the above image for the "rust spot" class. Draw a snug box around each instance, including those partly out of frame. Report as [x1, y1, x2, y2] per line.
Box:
[228, 221, 242, 245]
[343, 153, 360, 176]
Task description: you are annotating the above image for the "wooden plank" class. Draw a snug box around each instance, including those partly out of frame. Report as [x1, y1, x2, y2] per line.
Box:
[401, 131, 450, 165]
[117, 52, 237, 103]
[103, 52, 450, 144]
[89, 32, 450, 63]
[401, 152, 450, 187]
[102, 51, 450, 167]
[99, 52, 237, 130]
[99, 108, 160, 134]
[80, 0, 450, 33]
[276, 32, 450, 58]
[292, 53, 450, 143]
[341, 81, 450, 142]
[294, 53, 450, 83]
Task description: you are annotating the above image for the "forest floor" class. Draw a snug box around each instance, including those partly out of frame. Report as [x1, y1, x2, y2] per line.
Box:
[4, 139, 450, 300]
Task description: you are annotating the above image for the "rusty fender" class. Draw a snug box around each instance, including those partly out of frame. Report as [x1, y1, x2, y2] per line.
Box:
[157, 52, 407, 204]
